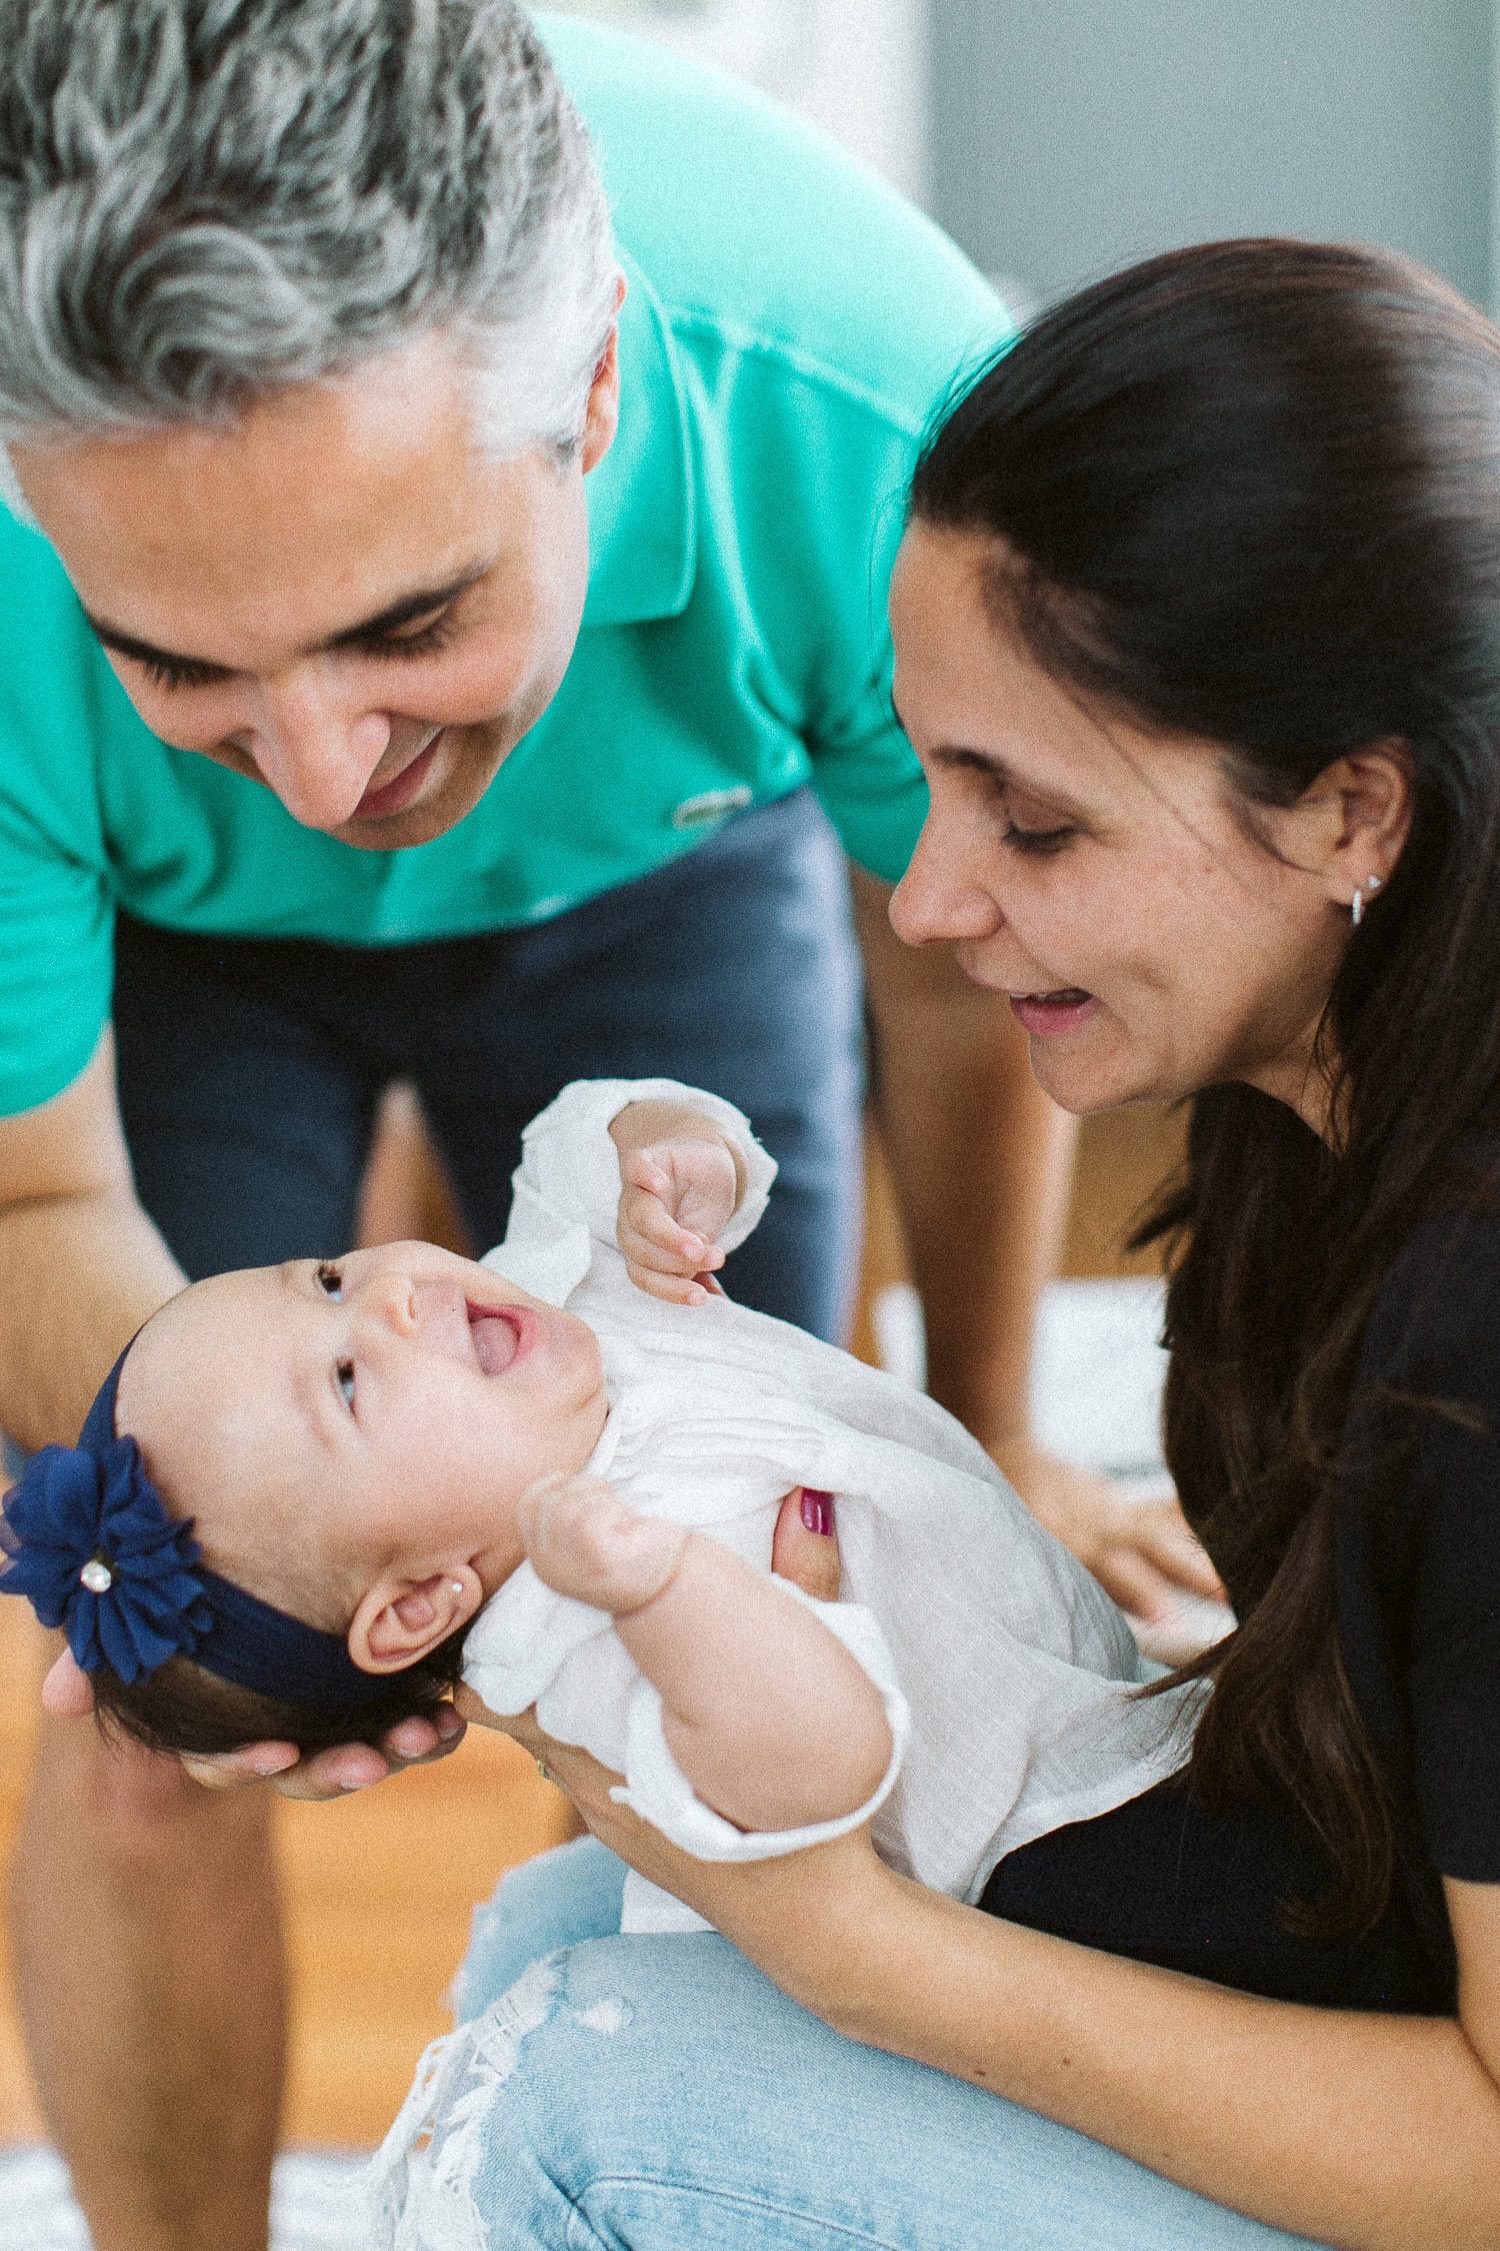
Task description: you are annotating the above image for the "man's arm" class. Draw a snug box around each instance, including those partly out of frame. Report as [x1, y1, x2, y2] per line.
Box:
[1, 1035, 294, 2251]
[852, 871, 1226, 1622]
[0, 1029, 184, 1448]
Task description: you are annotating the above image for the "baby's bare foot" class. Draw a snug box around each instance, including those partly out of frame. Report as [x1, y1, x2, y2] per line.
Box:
[519, 1475, 690, 1615]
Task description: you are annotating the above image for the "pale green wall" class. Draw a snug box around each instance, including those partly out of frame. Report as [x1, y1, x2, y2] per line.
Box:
[930, 0, 1496, 312]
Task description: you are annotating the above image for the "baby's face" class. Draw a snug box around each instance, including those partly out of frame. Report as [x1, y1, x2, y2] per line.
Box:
[118, 1243, 609, 1606]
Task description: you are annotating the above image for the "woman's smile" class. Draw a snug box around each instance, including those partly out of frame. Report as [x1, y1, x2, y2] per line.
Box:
[1006, 990, 1098, 1039]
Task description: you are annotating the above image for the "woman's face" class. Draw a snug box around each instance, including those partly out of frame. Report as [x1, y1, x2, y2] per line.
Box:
[888, 525, 1353, 1124]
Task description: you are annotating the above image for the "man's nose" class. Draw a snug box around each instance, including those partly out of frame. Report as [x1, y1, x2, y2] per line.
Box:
[237, 678, 392, 829]
[889, 819, 1001, 946]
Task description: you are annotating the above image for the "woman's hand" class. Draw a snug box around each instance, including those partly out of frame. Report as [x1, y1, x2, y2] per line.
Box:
[470, 1688, 891, 1957]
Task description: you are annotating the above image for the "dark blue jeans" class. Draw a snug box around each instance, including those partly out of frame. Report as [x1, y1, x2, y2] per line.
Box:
[111, 788, 865, 1340]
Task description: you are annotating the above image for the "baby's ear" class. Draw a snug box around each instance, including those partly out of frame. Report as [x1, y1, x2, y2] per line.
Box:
[347, 1568, 481, 1675]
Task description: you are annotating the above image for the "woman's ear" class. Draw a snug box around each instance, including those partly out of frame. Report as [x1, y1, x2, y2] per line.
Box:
[347, 1566, 482, 1676]
[1311, 737, 1415, 909]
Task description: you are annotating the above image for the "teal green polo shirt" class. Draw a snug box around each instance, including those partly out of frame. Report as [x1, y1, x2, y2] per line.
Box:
[0, 13, 1009, 1116]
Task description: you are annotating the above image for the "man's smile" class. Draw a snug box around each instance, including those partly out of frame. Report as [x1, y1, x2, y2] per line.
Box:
[352, 728, 447, 822]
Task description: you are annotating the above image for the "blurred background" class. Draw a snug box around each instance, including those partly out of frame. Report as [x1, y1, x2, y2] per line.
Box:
[4, 1, 1496, 2235]
[563, 0, 1497, 316]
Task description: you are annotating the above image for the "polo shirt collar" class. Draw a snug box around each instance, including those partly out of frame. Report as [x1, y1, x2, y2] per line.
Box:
[582, 250, 698, 628]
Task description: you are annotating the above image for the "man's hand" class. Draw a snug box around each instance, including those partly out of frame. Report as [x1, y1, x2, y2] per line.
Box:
[43, 1644, 467, 1796]
[610, 1100, 743, 1305]
[990, 1437, 1232, 1658]
[180, 1704, 467, 1798]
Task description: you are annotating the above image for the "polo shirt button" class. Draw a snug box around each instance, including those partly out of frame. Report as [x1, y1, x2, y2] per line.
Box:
[670, 786, 754, 829]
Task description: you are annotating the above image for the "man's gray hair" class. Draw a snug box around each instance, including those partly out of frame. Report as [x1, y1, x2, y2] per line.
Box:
[0, 0, 619, 511]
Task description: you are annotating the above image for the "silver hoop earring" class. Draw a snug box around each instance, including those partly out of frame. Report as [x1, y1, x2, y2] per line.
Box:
[1351, 873, 1383, 928]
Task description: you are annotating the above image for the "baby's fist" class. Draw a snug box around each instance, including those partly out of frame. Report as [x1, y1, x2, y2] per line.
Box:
[615, 1136, 741, 1304]
[519, 1475, 689, 1616]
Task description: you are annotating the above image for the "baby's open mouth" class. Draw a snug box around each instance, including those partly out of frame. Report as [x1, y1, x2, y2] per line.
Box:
[467, 1304, 525, 1375]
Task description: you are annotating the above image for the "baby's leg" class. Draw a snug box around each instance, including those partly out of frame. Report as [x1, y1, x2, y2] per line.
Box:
[519, 1479, 892, 1833]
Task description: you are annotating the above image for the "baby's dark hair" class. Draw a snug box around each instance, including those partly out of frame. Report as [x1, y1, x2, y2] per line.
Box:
[90, 1621, 474, 1760]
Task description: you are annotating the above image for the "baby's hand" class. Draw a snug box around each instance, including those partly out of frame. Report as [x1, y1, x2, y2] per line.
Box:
[611, 1100, 743, 1305]
[520, 1474, 690, 1616]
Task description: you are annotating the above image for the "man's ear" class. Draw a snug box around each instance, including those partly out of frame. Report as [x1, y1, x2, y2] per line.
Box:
[579, 272, 627, 475]
[1304, 737, 1415, 909]
[346, 1567, 482, 1676]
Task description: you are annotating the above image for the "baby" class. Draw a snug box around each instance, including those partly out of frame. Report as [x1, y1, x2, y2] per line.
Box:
[2, 1079, 1200, 1931]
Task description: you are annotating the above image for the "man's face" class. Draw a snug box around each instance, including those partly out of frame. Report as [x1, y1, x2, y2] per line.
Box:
[9, 327, 620, 848]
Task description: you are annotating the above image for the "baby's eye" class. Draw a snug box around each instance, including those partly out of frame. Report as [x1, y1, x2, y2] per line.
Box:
[316, 1261, 343, 1301]
[336, 1359, 356, 1412]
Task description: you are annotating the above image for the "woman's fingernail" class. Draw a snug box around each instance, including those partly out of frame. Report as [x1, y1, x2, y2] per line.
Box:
[801, 1489, 834, 1536]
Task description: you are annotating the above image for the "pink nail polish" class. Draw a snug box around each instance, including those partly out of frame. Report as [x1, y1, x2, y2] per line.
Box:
[801, 1489, 833, 1536]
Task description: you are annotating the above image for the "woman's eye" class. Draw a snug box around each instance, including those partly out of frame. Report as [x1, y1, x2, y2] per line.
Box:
[1001, 821, 1076, 857]
[315, 1261, 343, 1300]
[336, 1359, 356, 1412]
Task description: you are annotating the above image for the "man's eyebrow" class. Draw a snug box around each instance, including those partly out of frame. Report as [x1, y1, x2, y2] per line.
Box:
[80, 563, 491, 680]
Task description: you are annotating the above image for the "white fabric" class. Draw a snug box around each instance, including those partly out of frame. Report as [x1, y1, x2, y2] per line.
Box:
[463, 1079, 1203, 1934]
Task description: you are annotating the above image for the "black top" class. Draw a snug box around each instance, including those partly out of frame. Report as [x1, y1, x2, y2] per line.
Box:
[982, 1196, 1500, 2015]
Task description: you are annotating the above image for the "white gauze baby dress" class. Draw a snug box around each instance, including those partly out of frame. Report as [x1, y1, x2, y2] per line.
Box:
[460, 1078, 1203, 1936]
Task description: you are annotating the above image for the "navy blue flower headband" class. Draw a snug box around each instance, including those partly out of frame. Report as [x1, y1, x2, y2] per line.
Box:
[0, 1346, 395, 1711]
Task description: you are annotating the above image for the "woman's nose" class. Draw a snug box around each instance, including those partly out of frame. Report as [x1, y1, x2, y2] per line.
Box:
[889, 818, 1002, 946]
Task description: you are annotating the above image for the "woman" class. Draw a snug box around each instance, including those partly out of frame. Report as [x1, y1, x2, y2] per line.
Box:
[376, 240, 1500, 2250]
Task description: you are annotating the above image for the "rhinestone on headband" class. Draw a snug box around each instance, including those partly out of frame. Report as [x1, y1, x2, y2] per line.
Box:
[79, 1558, 115, 1594]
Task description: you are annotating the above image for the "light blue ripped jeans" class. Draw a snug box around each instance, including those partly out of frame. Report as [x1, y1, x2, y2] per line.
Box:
[369, 1838, 1331, 2250]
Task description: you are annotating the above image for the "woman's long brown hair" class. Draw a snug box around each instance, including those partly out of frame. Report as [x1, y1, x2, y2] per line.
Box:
[912, 240, 1500, 1934]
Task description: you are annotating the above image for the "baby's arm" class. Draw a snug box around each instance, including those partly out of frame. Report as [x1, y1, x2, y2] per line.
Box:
[520, 1479, 894, 1834]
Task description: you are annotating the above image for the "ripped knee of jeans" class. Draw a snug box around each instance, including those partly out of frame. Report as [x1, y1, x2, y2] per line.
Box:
[368, 1954, 565, 2249]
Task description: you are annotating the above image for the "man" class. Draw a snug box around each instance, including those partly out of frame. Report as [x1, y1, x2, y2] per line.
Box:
[0, 6, 1218, 2245]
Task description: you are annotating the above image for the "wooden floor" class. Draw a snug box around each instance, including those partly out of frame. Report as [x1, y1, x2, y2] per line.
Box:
[0, 1099, 1184, 2153]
